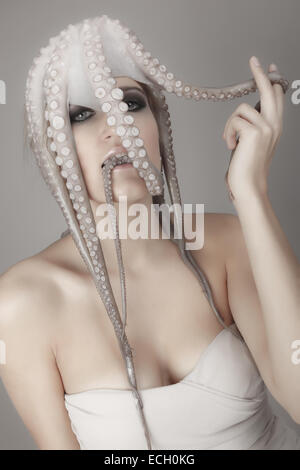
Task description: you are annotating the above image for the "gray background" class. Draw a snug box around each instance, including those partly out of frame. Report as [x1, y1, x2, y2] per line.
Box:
[0, 0, 299, 450]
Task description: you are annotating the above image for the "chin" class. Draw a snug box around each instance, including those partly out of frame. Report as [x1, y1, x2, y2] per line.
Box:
[113, 186, 148, 204]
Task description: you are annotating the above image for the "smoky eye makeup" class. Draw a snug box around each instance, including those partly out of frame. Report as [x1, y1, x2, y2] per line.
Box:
[124, 91, 147, 109]
[69, 88, 148, 122]
[68, 105, 95, 123]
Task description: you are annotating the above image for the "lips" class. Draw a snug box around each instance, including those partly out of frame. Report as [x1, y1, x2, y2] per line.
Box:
[113, 162, 133, 170]
[101, 146, 128, 168]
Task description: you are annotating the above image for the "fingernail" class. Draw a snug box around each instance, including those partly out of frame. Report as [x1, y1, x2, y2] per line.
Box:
[252, 56, 260, 66]
[269, 63, 278, 72]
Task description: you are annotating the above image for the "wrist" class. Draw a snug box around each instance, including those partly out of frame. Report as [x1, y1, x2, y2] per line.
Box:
[230, 184, 269, 210]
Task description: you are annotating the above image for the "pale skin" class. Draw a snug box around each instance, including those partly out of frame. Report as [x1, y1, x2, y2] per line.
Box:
[0, 63, 299, 450]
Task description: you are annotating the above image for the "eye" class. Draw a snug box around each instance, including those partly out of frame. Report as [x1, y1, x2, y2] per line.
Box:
[124, 94, 146, 112]
[69, 93, 146, 123]
[69, 109, 95, 123]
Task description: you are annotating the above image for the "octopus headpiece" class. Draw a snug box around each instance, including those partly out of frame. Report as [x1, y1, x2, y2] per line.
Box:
[24, 15, 289, 449]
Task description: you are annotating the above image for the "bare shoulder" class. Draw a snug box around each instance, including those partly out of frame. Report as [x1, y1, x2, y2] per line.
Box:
[203, 211, 237, 240]
[0, 257, 58, 365]
[0, 249, 80, 449]
[0, 245, 66, 335]
[0, 231, 90, 333]
[190, 211, 237, 259]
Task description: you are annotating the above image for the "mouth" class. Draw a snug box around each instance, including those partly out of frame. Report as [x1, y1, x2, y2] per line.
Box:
[113, 162, 134, 170]
[101, 152, 132, 169]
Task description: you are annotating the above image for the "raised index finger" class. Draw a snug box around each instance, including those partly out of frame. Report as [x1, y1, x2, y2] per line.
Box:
[269, 63, 284, 118]
[249, 56, 277, 122]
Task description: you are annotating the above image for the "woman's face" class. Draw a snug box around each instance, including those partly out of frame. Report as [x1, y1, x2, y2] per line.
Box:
[69, 76, 161, 205]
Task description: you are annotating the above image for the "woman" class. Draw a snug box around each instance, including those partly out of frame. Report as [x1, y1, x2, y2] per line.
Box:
[0, 15, 299, 450]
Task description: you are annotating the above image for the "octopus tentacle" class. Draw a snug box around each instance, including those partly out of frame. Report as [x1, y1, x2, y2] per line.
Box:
[101, 155, 130, 339]
[123, 19, 289, 98]
[79, 19, 153, 448]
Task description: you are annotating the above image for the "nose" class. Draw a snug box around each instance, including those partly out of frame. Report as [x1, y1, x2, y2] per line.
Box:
[99, 108, 120, 137]
[101, 117, 124, 147]
[100, 120, 128, 168]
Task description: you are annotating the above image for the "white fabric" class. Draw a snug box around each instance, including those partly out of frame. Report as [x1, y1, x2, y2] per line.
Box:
[64, 323, 300, 449]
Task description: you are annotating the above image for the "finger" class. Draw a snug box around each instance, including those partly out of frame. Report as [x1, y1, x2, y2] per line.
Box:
[249, 56, 277, 122]
[268, 63, 284, 118]
[225, 116, 254, 149]
[273, 84, 284, 123]
[223, 102, 265, 140]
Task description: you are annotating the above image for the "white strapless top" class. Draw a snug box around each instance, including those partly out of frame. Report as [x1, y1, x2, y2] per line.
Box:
[64, 323, 300, 450]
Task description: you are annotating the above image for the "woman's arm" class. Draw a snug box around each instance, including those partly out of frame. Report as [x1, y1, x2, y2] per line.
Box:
[226, 194, 300, 423]
[0, 268, 80, 450]
[222, 58, 300, 422]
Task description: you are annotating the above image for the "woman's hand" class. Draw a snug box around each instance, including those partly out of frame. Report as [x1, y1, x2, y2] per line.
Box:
[223, 56, 284, 201]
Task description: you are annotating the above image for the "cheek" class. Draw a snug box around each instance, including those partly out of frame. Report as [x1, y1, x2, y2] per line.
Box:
[71, 128, 101, 198]
[72, 127, 94, 171]
[139, 115, 160, 160]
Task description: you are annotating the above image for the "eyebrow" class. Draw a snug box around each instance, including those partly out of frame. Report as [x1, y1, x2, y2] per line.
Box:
[119, 86, 145, 94]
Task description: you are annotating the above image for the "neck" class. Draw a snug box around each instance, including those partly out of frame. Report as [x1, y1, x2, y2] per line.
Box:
[87, 192, 172, 276]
